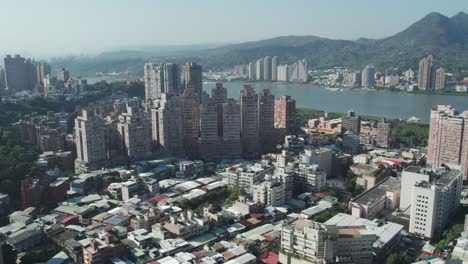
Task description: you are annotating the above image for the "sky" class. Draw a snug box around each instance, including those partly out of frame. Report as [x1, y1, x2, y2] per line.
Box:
[1, 0, 467, 57]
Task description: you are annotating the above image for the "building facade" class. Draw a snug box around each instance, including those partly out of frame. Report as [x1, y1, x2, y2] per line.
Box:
[427, 105, 468, 178]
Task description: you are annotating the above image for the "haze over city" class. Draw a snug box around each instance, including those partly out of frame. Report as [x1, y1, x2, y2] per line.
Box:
[1, 0, 468, 56]
[2, 1, 468, 264]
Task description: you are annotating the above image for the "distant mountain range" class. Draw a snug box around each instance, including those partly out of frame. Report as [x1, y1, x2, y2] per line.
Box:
[50, 12, 468, 77]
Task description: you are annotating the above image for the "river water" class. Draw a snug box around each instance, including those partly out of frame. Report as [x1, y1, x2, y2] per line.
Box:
[203, 81, 468, 123]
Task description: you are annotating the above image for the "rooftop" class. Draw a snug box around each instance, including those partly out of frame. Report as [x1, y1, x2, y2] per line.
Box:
[325, 213, 403, 249]
[352, 177, 401, 205]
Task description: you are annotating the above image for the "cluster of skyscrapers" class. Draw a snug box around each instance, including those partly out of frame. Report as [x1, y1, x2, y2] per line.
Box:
[1, 54, 51, 91]
[418, 54, 446, 91]
[0, 54, 84, 95]
[74, 62, 299, 172]
[247, 56, 308, 83]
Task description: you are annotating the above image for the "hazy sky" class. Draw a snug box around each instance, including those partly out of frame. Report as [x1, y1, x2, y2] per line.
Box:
[1, 0, 467, 57]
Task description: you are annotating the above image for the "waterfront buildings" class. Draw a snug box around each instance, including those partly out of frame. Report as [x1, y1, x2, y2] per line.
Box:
[263, 56, 272, 81]
[255, 59, 263, 81]
[271, 56, 278, 81]
[361, 64, 375, 87]
[341, 110, 361, 134]
[289, 59, 308, 83]
[427, 105, 468, 177]
[435, 67, 445, 90]
[418, 55, 434, 91]
[248, 62, 256, 81]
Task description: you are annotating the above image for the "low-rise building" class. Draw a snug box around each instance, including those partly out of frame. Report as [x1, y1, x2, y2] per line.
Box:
[350, 177, 400, 219]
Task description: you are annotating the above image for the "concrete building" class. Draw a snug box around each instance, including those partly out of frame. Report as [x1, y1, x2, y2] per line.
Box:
[418, 55, 434, 91]
[180, 87, 200, 157]
[280, 219, 374, 264]
[222, 99, 242, 158]
[452, 215, 468, 262]
[182, 62, 203, 100]
[326, 213, 404, 262]
[342, 131, 360, 155]
[258, 89, 275, 153]
[57, 68, 70, 82]
[376, 119, 391, 148]
[276, 65, 289, 82]
[435, 67, 445, 90]
[427, 105, 468, 178]
[35, 62, 51, 86]
[297, 164, 326, 193]
[271, 56, 278, 81]
[252, 179, 285, 207]
[361, 64, 375, 87]
[0, 67, 5, 88]
[248, 62, 256, 81]
[289, 59, 308, 83]
[3, 55, 36, 91]
[263, 56, 272, 81]
[350, 177, 400, 219]
[151, 94, 184, 155]
[256, 59, 263, 81]
[211, 83, 228, 137]
[341, 110, 361, 134]
[144, 63, 180, 100]
[274, 95, 297, 135]
[300, 147, 334, 177]
[161, 210, 209, 239]
[240, 85, 260, 158]
[401, 166, 463, 239]
[75, 110, 107, 173]
[20, 178, 43, 209]
[117, 105, 152, 161]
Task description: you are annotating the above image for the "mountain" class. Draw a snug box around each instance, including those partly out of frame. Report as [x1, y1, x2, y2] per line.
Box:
[50, 12, 468, 76]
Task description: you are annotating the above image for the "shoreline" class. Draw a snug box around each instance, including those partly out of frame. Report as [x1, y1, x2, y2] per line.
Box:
[203, 79, 468, 97]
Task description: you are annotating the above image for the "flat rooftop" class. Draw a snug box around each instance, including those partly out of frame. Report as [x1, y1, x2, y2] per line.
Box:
[352, 177, 401, 205]
[325, 213, 403, 249]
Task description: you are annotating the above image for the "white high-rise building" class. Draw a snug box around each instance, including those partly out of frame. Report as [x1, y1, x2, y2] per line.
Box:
[276, 65, 289, 82]
[256, 59, 263, 81]
[361, 64, 375, 87]
[75, 110, 107, 173]
[144, 63, 180, 100]
[402, 166, 463, 239]
[271, 56, 278, 81]
[117, 105, 152, 161]
[289, 59, 308, 83]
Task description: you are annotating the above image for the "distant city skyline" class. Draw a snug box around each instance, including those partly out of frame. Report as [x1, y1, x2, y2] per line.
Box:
[0, 0, 467, 57]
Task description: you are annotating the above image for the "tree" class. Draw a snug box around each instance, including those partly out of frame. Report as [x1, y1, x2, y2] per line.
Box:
[1, 243, 17, 264]
[386, 253, 412, 264]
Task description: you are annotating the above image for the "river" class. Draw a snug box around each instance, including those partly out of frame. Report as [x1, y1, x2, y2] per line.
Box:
[203, 81, 468, 123]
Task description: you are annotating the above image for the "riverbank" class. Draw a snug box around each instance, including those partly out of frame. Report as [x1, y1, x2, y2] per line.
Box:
[297, 108, 429, 147]
[204, 79, 468, 97]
